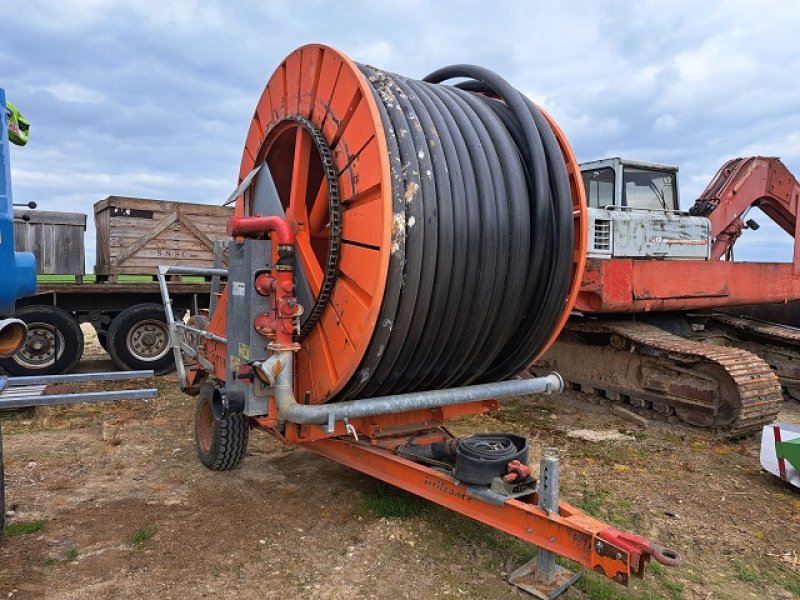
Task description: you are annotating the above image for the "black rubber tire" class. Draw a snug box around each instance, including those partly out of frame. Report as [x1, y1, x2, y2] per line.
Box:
[107, 303, 174, 375]
[96, 329, 109, 352]
[194, 383, 248, 471]
[0, 305, 83, 376]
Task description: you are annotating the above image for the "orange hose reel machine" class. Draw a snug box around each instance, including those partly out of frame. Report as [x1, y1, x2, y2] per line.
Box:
[185, 45, 684, 589]
[221, 43, 588, 405]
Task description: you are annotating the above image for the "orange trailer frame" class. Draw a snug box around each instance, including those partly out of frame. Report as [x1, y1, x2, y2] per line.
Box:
[250, 400, 672, 586]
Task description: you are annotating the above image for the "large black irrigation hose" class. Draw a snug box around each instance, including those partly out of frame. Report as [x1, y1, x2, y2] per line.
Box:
[336, 63, 573, 401]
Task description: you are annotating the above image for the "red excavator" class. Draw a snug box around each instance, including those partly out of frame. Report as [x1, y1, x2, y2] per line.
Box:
[534, 156, 800, 436]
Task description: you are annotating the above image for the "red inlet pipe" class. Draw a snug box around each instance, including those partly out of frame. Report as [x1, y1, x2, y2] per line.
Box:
[226, 214, 298, 347]
[227, 215, 295, 244]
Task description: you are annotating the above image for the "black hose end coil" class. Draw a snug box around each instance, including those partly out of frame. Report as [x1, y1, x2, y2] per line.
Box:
[455, 433, 530, 485]
[337, 63, 574, 401]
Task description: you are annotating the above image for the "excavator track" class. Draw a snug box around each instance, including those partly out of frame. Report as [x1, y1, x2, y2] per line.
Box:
[533, 319, 783, 438]
[705, 313, 800, 400]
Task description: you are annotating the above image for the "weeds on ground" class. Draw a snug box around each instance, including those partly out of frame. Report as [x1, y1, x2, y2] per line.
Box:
[44, 549, 79, 567]
[131, 526, 158, 548]
[571, 571, 635, 600]
[5, 520, 45, 537]
[733, 562, 761, 583]
[444, 516, 536, 566]
[574, 487, 638, 529]
[786, 578, 800, 598]
[361, 484, 426, 519]
[663, 580, 685, 600]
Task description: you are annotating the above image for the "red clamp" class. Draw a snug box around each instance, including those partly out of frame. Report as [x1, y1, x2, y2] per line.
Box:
[503, 459, 532, 483]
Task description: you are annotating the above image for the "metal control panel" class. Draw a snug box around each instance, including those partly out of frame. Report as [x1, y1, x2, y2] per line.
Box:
[225, 239, 271, 416]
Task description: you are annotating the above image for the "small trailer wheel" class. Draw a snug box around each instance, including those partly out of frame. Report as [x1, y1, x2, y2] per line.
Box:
[0, 305, 84, 376]
[194, 383, 249, 471]
[107, 303, 174, 375]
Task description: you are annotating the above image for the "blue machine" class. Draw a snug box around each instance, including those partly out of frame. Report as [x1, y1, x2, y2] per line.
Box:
[0, 87, 36, 316]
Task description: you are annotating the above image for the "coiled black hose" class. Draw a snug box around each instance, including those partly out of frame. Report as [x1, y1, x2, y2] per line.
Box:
[336, 63, 573, 400]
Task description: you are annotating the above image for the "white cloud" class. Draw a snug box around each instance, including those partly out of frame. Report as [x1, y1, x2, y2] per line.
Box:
[654, 114, 677, 131]
[4, 0, 800, 269]
[41, 83, 105, 103]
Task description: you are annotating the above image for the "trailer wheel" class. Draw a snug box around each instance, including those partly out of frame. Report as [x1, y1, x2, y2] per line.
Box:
[194, 383, 248, 471]
[0, 306, 83, 376]
[107, 304, 174, 375]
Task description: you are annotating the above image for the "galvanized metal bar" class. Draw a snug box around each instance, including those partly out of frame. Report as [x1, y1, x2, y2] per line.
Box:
[508, 447, 583, 598]
[0, 385, 45, 398]
[261, 353, 564, 426]
[157, 268, 188, 388]
[179, 341, 213, 370]
[159, 266, 228, 277]
[209, 240, 224, 316]
[6, 370, 154, 387]
[535, 448, 560, 582]
[174, 322, 227, 344]
[0, 388, 158, 410]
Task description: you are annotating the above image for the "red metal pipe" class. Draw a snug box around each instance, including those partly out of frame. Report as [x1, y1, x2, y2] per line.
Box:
[226, 215, 295, 244]
[226, 214, 297, 347]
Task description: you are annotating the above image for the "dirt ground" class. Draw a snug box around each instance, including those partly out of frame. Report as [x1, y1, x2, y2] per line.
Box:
[1, 327, 799, 599]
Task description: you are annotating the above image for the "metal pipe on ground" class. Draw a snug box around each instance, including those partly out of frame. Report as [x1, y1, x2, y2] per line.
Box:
[2, 370, 154, 387]
[0, 388, 158, 410]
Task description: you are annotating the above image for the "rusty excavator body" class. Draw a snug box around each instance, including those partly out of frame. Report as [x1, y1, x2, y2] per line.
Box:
[534, 156, 800, 437]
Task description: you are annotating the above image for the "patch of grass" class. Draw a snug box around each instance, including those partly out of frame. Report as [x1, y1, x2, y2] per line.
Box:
[5, 519, 45, 537]
[361, 485, 426, 519]
[427, 509, 536, 569]
[575, 570, 636, 599]
[664, 580, 684, 600]
[786, 579, 800, 598]
[683, 569, 705, 585]
[574, 487, 637, 529]
[576, 488, 606, 517]
[733, 562, 761, 583]
[457, 519, 536, 564]
[131, 526, 158, 548]
[44, 549, 79, 566]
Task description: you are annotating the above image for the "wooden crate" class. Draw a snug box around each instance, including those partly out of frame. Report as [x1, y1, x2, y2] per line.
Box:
[14, 210, 86, 276]
[94, 197, 233, 279]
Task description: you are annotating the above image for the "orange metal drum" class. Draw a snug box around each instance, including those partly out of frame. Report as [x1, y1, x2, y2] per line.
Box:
[235, 45, 587, 404]
[238, 44, 393, 404]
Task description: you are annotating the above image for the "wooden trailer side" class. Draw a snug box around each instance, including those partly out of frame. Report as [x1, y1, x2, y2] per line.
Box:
[94, 197, 232, 280]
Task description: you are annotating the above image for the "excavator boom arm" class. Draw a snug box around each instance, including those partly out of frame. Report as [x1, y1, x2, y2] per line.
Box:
[689, 156, 800, 265]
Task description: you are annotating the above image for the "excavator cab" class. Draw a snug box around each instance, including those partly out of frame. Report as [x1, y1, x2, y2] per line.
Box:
[581, 157, 711, 260]
[581, 158, 679, 211]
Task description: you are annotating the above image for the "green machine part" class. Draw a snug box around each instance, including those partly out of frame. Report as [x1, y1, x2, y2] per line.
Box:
[6, 100, 29, 146]
[777, 437, 800, 472]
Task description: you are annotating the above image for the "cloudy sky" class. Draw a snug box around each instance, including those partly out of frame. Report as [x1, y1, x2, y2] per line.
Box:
[4, 0, 800, 267]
